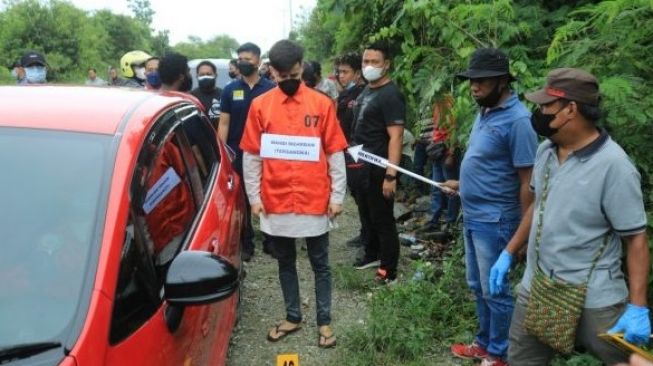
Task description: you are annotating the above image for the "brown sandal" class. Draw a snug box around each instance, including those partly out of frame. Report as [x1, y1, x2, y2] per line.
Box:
[318, 325, 337, 348]
[266, 322, 301, 342]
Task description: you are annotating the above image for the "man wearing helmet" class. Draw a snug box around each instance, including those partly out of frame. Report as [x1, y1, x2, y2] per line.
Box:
[119, 50, 152, 88]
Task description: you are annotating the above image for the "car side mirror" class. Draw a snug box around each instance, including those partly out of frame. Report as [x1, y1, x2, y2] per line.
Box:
[164, 251, 239, 306]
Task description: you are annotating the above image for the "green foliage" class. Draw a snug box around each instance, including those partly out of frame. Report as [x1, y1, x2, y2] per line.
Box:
[171, 34, 239, 60]
[0, 0, 241, 83]
[127, 0, 154, 26]
[341, 242, 476, 364]
[298, 0, 653, 361]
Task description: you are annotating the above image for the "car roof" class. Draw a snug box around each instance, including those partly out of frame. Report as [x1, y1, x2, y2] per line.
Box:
[0, 85, 189, 135]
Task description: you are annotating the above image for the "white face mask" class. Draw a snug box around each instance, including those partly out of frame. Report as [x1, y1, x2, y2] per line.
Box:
[134, 67, 146, 80]
[362, 65, 384, 82]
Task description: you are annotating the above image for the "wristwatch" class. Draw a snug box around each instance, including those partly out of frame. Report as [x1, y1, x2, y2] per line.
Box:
[384, 174, 397, 182]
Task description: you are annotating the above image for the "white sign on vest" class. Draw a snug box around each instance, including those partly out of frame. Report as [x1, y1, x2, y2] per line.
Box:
[260, 133, 321, 162]
[143, 167, 182, 214]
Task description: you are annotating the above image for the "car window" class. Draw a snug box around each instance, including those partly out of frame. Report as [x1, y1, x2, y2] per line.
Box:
[177, 107, 220, 190]
[110, 112, 202, 344]
[0, 128, 110, 348]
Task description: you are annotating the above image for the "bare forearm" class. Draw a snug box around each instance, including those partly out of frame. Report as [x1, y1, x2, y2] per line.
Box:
[387, 134, 402, 176]
[505, 202, 534, 255]
[626, 232, 649, 306]
[217, 114, 230, 143]
[520, 184, 533, 216]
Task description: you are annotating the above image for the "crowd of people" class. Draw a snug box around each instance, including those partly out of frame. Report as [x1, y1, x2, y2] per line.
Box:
[7, 41, 651, 365]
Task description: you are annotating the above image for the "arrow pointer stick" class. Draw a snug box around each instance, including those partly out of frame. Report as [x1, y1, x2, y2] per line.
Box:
[347, 145, 458, 195]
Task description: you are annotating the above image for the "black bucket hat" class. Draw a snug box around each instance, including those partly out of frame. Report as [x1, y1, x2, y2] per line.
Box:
[457, 48, 515, 80]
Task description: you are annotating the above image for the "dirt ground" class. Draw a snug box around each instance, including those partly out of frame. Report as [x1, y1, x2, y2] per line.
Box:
[225, 195, 369, 366]
[226, 194, 464, 366]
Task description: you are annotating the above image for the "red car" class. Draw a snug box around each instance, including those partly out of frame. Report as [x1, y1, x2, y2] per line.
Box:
[0, 86, 245, 365]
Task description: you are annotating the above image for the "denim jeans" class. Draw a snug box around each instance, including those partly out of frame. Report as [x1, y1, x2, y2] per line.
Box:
[412, 142, 429, 194]
[272, 233, 331, 326]
[430, 159, 460, 224]
[463, 219, 518, 359]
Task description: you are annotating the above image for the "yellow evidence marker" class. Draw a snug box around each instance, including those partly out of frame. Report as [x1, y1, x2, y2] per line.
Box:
[276, 353, 300, 366]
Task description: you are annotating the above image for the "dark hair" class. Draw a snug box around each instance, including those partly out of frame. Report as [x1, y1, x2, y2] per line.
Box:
[337, 52, 362, 71]
[237, 42, 261, 57]
[309, 60, 321, 77]
[559, 98, 603, 124]
[576, 101, 603, 124]
[365, 41, 390, 60]
[269, 40, 304, 73]
[302, 62, 317, 87]
[196, 60, 216, 74]
[88, 67, 97, 73]
[229, 58, 238, 66]
[159, 52, 188, 85]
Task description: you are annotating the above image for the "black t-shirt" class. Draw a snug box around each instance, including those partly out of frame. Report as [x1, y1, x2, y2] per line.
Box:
[336, 84, 366, 144]
[352, 81, 405, 158]
[191, 87, 223, 125]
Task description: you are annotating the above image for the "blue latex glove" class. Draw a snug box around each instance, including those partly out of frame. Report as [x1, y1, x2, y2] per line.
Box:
[489, 250, 513, 296]
[608, 304, 651, 345]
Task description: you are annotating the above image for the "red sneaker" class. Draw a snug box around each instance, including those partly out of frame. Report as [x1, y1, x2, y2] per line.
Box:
[481, 357, 508, 366]
[374, 268, 397, 284]
[450, 341, 489, 360]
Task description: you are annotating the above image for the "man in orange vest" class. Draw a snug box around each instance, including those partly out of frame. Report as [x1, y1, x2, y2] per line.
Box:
[240, 40, 348, 349]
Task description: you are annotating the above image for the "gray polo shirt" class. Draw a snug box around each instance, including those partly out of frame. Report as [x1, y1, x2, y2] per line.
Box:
[520, 130, 647, 308]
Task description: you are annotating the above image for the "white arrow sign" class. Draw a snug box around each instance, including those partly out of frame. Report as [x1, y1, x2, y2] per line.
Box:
[347, 145, 457, 195]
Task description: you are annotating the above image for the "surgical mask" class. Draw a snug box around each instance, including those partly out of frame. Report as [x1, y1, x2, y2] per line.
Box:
[278, 78, 301, 96]
[530, 105, 570, 138]
[11, 69, 17, 79]
[475, 81, 503, 108]
[362, 65, 384, 82]
[228, 71, 237, 79]
[134, 67, 146, 81]
[25, 66, 47, 84]
[146, 72, 161, 89]
[237, 61, 256, 77]
[346, 81, 356, 90]
[198, 75, 216, 92]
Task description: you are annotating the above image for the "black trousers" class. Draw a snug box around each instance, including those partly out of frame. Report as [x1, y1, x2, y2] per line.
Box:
[357, 167, 400, 275]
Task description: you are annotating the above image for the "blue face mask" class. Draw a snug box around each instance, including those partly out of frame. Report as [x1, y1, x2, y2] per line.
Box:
[146, 72, 162, 89]
[346, 81, 356, 89]
[25, 66, 47, 84]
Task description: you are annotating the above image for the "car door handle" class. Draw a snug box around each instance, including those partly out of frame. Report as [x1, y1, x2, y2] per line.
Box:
[227, 174, 235, 191]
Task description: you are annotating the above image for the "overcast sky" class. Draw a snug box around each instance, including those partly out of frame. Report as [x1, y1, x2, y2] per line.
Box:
[69, 0, 317, 53]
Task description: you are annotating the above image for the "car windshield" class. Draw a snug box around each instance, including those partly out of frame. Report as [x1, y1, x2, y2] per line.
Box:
[0, 128, 111, 348]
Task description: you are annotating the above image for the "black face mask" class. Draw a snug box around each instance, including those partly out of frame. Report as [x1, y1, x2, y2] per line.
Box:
[237, 61, 256, 77]
[180, 74, 192, 92]
[198, 76, 216, 92]
[475, 81, 504, 108]
[530, 105, 569, 138]
[279, 78, 301, 96]
[228, 71, 237, 79]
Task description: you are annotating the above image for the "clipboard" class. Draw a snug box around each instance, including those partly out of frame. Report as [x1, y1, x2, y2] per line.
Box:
[598, 333, 653, 361]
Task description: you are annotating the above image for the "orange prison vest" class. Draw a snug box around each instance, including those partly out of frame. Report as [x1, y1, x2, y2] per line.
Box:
[240, 83, 348, 215]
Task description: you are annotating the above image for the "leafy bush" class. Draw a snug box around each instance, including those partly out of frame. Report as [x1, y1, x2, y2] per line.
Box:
[341, 241, 476, 364]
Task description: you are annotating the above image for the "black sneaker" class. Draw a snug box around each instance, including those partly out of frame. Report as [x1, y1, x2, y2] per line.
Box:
[353, 257, 380, 270]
